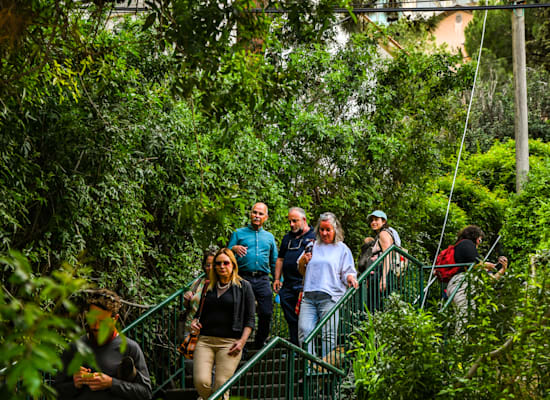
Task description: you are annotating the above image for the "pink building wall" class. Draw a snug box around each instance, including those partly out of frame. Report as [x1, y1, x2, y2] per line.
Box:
[433, 11, 474, 59]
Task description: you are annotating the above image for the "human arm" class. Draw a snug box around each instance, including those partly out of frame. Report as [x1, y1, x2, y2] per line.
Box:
[183, 278, 202, 306]
[54, 343, 85, 399]
[269, 236, 278, 276]
[491, 256, 508, 280]
[340, 245, 358, 289]
[378, 231, 394, 292]
[108, 340, 153, 400]
[229, 326, 253, 356]
[297, 252, 312, 276]
[190, 318, 202, 332]
[273, 258, 284, 292]
[228, 281, 255, 356]
[229, 231, 248, 257]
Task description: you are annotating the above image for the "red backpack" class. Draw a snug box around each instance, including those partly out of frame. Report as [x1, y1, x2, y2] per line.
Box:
[434, 240, 464, 283]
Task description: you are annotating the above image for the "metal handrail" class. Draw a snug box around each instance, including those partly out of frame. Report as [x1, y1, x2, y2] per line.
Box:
[209, 336, 346, 400]
[303, 244, 419, 345]
[122, 273, 204, 334]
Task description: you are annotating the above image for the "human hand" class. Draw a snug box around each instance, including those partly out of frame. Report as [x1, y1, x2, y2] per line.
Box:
[483, 262, 497, 272]
[183, 291, 193, 301]
[228, 339, 245, 356]
[273, 280, 282, 293]
[347, 275, 358, 289]
[190, 319, 202, 332]
[73, 366, 91, 389]
[364, 237, 374, 245]
[85, 372, 113, 391]
[497, 256, 508, 271]
[303, 252, 312, 264]
[232, 245, 248, 257]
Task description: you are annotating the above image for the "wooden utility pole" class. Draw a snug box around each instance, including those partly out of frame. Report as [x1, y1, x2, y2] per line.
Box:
[512, 5, 529, 192]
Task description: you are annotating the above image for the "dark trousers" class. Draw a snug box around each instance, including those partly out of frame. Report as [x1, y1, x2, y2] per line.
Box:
[279, 283, 302, 346]
[242, 274, 273, 348]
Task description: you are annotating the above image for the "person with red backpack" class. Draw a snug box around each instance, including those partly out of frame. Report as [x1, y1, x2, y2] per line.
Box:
[443, 225, 508, 319]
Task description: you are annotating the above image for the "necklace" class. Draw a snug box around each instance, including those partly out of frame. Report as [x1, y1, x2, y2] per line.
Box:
[217, 281, 231, 290]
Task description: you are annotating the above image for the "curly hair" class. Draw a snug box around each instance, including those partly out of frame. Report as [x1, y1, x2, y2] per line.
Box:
[86, 288, 121, 315]
[457, 225, 485, 243]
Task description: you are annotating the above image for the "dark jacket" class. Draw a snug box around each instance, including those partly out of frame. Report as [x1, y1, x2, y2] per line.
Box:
[194, 278, 255, 335]
[54, 335, 152, 400]
[232, 279, 256, 333]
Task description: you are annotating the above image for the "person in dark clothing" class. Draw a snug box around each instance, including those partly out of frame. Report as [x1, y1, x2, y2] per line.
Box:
[55, 289, 152, 400]
[446, 225, 508, 328]
[191, 248, 255, 400]
[273, 207, 316, 345]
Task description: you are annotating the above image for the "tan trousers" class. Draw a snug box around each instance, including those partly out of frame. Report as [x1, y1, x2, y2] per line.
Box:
[193, 335, 242, 400]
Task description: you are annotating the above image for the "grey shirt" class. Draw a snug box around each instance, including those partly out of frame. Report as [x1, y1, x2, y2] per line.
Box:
[55, 335, 152, 400]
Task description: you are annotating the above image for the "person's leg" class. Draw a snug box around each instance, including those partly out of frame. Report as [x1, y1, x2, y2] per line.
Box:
[317, 293, 338, 359]
[212, 337, 243, 400]
[447, 272, 468, 332]
[252, 275, 273, 348]
[279, 285, 300, 345]
[298, 292, 320, 355]
[193, 336, 216, 399]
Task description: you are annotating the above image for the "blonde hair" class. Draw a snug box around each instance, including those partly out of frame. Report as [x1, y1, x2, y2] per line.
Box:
[208, 248, 243, 290]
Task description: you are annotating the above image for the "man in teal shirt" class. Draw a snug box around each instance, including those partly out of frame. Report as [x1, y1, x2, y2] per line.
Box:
[228, 202, 278, 349]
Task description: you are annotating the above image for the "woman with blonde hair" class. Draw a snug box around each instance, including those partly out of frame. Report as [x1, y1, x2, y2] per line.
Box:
[190, 248, 255, 400]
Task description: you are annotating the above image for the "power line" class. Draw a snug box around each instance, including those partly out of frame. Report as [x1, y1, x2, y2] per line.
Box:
[112, 3, 550, 14]
[250, 3, 550, 13]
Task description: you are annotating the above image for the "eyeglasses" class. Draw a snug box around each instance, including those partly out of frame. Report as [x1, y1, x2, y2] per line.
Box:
[215, 260, 232, 266]
[287, 238, 303, 250]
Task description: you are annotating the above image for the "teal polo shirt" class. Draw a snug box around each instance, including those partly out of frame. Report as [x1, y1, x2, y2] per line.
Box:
[228, 225, 278, 275]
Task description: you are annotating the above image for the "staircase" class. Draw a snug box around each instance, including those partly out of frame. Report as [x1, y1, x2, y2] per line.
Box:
[123, 246, 463, 399]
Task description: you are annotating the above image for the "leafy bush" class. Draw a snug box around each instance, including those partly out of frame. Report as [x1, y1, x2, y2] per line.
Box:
[352, 296, 446, 400]
[352, 252, 550, 399]
[501, 161, 550, 265]
[0, 252, 87, 399]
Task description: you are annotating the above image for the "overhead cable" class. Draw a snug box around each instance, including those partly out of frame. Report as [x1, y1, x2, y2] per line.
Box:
[420, 2, 489, 310]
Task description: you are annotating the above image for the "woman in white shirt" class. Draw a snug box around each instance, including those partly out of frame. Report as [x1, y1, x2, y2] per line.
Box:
[297, 212, 358, 358]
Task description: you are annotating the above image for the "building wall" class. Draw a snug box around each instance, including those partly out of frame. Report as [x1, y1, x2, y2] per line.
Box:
[432, 11, 473, 59]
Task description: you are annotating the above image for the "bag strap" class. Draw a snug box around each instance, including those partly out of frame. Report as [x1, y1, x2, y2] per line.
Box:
[195, 280, 210, 321]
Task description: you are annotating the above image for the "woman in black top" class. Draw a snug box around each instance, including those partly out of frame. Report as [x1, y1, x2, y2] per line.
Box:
[447, 226, 508, 328]
[191, 248, 255, 400]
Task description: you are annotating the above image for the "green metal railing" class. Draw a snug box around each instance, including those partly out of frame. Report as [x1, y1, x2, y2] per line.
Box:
[209, 337, 346, 400]
[300, 245, 425, 394]
[420, 263, 475, 311]
[121, 274, 204, 394]
[120, 273, 289, 395]
[213, 245, 426, 400]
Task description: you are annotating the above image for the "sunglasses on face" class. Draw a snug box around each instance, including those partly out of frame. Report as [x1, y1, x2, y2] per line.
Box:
[215, 260, 231, 266]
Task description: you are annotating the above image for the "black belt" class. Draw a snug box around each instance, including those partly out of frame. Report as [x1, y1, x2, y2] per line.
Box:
[241, 271, 268, 278]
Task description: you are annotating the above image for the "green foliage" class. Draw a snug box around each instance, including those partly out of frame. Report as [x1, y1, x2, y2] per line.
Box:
[353, 252, 550, 399]
[501, 160, 550, 265]
[465, 66, 550, 151]
[0, 251, 87, 399]
[353, 296, 446, 400]
[464, 7, 550, 72]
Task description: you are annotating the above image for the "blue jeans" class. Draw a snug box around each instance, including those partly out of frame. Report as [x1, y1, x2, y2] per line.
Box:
[298, 291, 338, 358]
